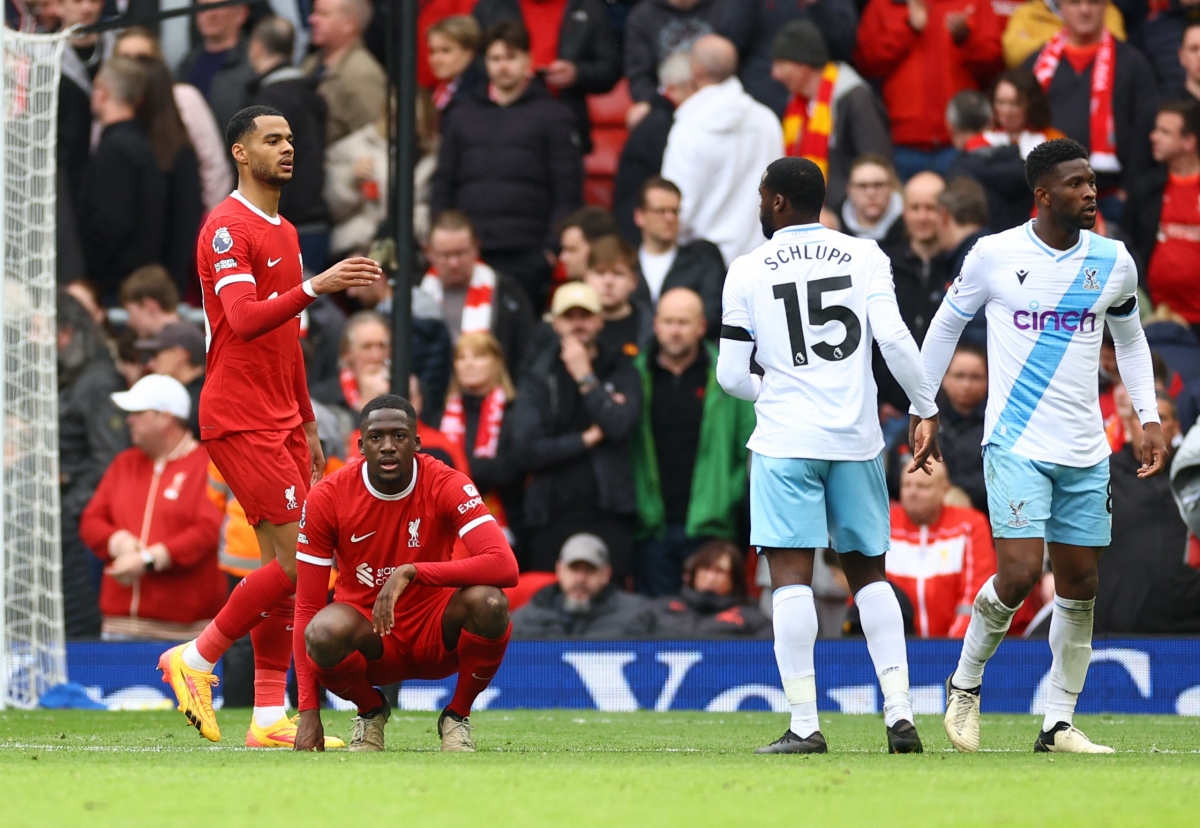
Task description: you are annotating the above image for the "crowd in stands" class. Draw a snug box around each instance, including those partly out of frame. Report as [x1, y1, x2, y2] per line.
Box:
[12, 0, 1200, 644]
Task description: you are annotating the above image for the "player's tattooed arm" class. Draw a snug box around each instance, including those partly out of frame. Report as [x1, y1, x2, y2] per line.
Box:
[372, 564, 418, 635]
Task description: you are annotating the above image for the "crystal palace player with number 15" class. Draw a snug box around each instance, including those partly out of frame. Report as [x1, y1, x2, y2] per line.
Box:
[159, 105, 382, 748]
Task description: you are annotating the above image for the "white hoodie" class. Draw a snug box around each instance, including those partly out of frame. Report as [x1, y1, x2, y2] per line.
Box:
[661, 76, 785, 265]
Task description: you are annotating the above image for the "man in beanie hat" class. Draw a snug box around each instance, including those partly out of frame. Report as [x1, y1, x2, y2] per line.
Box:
[772, 20, 892, 210]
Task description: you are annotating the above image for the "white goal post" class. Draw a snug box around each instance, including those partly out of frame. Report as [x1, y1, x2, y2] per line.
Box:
[0, 25, 67, 710]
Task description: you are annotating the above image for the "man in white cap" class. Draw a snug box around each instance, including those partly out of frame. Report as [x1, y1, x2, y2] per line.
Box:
[510, 282, 643, 580]
[78, 375, 226, 640]
[510, 533, 655, 638]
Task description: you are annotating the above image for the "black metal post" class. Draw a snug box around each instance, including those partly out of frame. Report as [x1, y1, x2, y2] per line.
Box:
[387, 0, 417, 395]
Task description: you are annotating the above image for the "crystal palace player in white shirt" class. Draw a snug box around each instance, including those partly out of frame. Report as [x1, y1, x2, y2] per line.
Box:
[915, 139, 1167, 754]
[292, 395, 517, 752]
[717, 157, 941, 755]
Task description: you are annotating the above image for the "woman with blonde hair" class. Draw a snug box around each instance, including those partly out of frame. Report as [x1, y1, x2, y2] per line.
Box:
[441, 331, 524, 549]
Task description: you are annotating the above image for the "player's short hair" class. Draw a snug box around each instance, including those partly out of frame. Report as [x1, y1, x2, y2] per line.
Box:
[762, 157, 826, 219]
[429, 209, 478, 242]
[637, 176, 682, 209]
[557, 206, 619, 242]
[1024, 137, 1089, 193]
[587, 235, 636, 273]
[1158, 99, 1200, 141]
[250, 15, 294, 60]
[359, 394, 418, 430]
[97, 56, 147, 106]
[483, 19, 529, 55]
[946, 90, 992, 135]
[937, 177, 989, 228]
[118, 264, 179, 311]
[226, 105, 285, 151]
[428, 14, 480, 52]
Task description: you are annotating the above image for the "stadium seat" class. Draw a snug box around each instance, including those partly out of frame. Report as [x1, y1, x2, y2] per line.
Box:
[583, 79, 632, 209]
[503, 570, 558, 612]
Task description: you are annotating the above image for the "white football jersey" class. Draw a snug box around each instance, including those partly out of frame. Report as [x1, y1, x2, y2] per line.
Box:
[722, 223, 908, 461]
[942, 222, 1139, 467]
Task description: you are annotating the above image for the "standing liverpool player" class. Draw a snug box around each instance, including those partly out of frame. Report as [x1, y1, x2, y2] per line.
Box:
[159, 105, 381, 747]
[293, 395, 518, 752]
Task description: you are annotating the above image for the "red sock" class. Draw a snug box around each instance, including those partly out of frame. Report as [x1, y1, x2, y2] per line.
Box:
[251, 596, 294, 709]
[447, 624, 510, 719]
[197, 559, 294, 664]
[312, 651, 383, 714]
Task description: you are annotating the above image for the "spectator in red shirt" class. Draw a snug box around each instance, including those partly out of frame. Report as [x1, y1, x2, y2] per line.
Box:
[887, 460, 996, 638]
[1125, 99, 1200, 338]
[855, 0, 1003, 181]
[80, 375, 226, 640]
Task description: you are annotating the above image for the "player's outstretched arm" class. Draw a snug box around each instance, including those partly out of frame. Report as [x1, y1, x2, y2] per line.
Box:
[308, 256, 383, 297]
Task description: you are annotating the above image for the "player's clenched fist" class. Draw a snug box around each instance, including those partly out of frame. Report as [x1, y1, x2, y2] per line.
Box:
[372, 563, 418, 635]
[310, 257, 383, 295]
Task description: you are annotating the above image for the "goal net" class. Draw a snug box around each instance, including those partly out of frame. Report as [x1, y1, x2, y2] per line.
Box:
[0, 25, 67, 710]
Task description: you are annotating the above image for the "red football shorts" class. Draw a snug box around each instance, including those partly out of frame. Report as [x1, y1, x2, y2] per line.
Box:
[349, 589, 459, 684]
[206, 425, 310, 525]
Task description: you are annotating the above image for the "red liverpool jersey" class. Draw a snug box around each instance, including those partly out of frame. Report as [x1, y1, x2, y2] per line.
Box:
[197, 191, 307, 439]
[296, 453, 498, 611]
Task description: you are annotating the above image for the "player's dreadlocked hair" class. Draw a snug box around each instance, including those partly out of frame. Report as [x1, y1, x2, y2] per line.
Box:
[1024, 138, 1089, 193]
[762, 157, 826, 220]
[225, 105, 285, 151]
[360, 394, 419, 430]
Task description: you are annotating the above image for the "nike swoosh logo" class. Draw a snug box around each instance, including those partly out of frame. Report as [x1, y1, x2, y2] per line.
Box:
[267, 257, 282, 267]
[351, 532, 376, 543]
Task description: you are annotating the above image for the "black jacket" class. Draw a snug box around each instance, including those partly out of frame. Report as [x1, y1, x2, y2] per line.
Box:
[511, 583, 655, 638]
[647, 588, 772, 639]
[937, 395, 987, 515]
[624, 0, 725, 103]
[252, 65, 330, 229]
[614, 95, 675, 244]
[450, 390, 526, 545]
[633, 240, 726, 335]
[510, 341, 642, 528]
[1121, 163, 1167, 281]
[473, 0, 621, 155]
[1022, 39, 1159, 193]
[59, 344, 129, 521]
[162, 145, 204, 297]
[946, 143, 1032, 233]
[717, 0, 859, 116]
[488, 270, 537, 378]
[1096, 445, 1200, 634]
[177, 37, 256, 140]
[78, 120, 168, 301]
[432, 79, 583, 253]
[875, 239, 950, 410]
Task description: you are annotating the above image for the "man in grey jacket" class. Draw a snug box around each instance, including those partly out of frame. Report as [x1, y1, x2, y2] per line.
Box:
[511, 534, 655, 638]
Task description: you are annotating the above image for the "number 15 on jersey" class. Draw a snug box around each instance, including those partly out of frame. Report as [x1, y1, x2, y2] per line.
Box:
[772, 275, 862, 367]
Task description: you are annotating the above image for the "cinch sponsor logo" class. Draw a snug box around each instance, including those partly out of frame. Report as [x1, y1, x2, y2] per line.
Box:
[1013, 301, 1097, 333]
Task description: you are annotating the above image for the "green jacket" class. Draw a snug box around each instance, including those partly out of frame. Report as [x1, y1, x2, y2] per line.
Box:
[631, 342, 756, 541]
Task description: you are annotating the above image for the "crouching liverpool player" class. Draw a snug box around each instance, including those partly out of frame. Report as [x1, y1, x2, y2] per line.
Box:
[292, 395, 518, 752]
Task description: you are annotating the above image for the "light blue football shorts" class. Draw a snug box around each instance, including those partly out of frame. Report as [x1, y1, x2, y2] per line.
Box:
[984, 444, 1111, 548]
[749, 452, 890, 556]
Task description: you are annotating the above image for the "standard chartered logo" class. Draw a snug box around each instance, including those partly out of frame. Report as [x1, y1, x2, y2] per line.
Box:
[356, 562, 373, 586]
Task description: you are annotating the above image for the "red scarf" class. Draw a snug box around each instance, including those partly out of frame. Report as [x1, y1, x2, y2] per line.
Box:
[782, 63, 838, 178]
[420, 262, 496, 333]
[440, 386, 507, 458]
[432, 77, 459, 111]
[339, 368, 361, 410]
[439, 386, 510, 534]
[1033, 31, 1120, 173]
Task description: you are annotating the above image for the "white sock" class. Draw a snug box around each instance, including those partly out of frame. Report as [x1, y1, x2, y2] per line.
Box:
[254, 706, 288, 728]
[772, 585, 820, 738]
[1042, 595, 1094, 732]
[855, 581, 912, 727]
[182, 641, 216, 672]
[953, 576, 1020, 690]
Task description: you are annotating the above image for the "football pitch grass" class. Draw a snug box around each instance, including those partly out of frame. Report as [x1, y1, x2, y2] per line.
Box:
[1, 710, 1198, 827]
